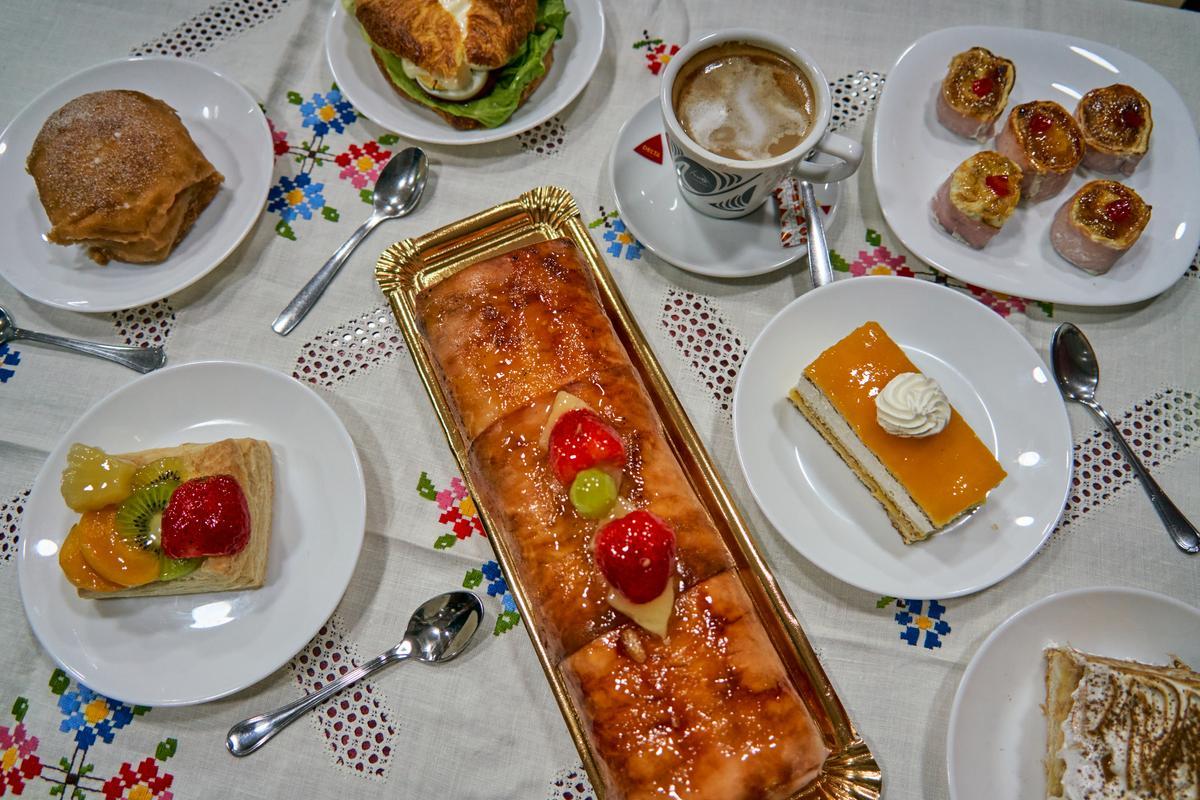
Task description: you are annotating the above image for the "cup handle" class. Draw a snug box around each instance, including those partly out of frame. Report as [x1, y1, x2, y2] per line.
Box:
[793, 131, 863, 183]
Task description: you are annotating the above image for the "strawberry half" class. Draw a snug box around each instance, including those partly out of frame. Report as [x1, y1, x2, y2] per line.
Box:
[161, 475, 251, 559]
[594, 510, 677, 604]
[547, 408, 626, 485]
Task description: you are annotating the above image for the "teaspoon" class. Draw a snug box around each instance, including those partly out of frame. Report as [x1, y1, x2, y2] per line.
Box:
[1050, 323, 1198, 553]
[226, 591, 484, 757]
[0, 305, 164, 373]
[272, 147, 428, 336]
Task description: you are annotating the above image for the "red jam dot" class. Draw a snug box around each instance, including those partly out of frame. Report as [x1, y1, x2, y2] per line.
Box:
[971, 77, 994, 97]
[985, 175, 1010, 196]
[1029, 113, 1053, 134]
[1104, 198, 1133, 224]
[1120, 107, 1144, 129]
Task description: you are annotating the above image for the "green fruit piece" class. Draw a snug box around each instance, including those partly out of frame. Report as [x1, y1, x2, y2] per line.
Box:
[158, 556, 203, 582]
[569, 468, 618, 519]
[114, 482, 179, 551]
[131, 458, 190, 490]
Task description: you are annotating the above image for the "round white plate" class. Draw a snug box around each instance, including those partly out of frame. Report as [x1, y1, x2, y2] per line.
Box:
[18, 361, 366, 706]
[326, 0, 604, 146]
[947, 587, 1200, 800]
[0, 57, 273, 313]
[732, 276, 1072, 598]
[610, 98, 840, 278]
[874, 26, 1200, 306]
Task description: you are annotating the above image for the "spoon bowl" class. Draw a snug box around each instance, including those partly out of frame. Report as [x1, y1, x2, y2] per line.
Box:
[226, 590, 483, 756]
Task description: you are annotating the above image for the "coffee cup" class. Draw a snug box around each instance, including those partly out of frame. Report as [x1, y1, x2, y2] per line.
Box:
[660, 29, 863, 219]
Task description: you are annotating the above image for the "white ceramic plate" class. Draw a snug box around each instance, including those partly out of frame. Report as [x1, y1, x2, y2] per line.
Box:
[18, 361, 366, 706]
[326, 0, 604, 146]
[947, 587, 1200, 799]
[874, 26, 1200, 306]
[610, 98, 840, 278]
[732, 276, 1072, 598]
[0, 58, 273, 313]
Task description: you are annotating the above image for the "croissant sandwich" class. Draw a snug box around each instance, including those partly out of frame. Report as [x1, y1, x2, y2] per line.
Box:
[347, 0, 567, 129]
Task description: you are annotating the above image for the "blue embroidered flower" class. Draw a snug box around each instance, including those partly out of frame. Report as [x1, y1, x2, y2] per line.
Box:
[480, 560, 508, 598]
[299, 89, 357, 136]
[0, 343, 20, 384]
[267, 173, 326, 222]
[603, 219, 643, 261]
[893, 599, 951, 649]
[58, 684, 135, 748]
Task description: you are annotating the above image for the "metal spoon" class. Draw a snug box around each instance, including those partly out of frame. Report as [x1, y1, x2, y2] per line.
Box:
[1051, 323, 1199, 553]
[226, 591, 483, 757]
[0, 305, 164, 373]
[799, 180, 833, 290]
[272, 147, 428, 336]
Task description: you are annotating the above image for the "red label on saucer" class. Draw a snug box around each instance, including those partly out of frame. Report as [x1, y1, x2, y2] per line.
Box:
[634, 134, 664, 164]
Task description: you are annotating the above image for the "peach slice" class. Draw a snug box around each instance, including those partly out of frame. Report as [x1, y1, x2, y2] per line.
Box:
[59, 523, 123, 592]
[77, 507, 159, 587]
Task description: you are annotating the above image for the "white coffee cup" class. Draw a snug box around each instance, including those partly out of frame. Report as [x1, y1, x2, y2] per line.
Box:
[660, 29, 863, 219]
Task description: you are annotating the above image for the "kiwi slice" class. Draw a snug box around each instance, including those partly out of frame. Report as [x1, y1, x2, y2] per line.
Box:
[114, 481, 179, 550]
[131, 458, 189, 491]
[158, 555, 203, 581]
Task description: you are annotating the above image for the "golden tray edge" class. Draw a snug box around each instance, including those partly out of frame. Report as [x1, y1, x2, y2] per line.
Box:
[375, 185, 882, 800]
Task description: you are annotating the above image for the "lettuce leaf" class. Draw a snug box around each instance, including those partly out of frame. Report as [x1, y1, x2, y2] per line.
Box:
[364, 0, 567, 129]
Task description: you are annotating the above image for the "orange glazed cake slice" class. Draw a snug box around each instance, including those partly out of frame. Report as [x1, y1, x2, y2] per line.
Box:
[789, 321, 1006, 543]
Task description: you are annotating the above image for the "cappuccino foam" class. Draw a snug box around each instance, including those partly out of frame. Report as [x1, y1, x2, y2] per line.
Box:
[674, 43, 815, 162]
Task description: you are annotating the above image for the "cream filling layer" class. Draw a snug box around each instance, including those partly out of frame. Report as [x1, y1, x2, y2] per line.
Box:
[793, 376, 937, 536]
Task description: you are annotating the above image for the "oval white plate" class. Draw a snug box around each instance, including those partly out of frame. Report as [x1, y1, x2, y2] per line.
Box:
[18, 361, 366, 706]
[733, 277, 1072, 598]
[609, 98, 840, 278]
[947, 587, 1200, 800]
[0, 58, 273, 313]
[326, 0, 604, 146]
[874, 26, 1200, 306]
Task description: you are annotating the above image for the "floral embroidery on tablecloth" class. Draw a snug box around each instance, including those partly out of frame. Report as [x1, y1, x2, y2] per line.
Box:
[0, 488, 28, 564]
[588, 208, 643, 261]
[463, 561, 521, 635]
[633, 32, 680, 75]
[878, 597, 952, 649]
[547, 765, 596, 800]
[417, 473, 485, 550]
[335, 137, 400, 204]
[0, 343, 20, 385]
[111, 301, 175, 349]
[0, 670, 178, 799]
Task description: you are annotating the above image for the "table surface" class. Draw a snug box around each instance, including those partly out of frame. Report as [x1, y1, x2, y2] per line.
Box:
[1, 1, 1197, 798]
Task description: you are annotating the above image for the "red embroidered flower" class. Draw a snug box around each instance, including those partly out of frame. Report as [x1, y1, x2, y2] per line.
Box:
[102, 757, 174, 800]
[436, 477, 484, 540]
[967, 286, 1026, 317]
[335, 141, 393, 189]
[267, 117, 289, 158]
[850, 246, 915, 278]
[646, 43, 680, 75]
[0, 723, 43, 796]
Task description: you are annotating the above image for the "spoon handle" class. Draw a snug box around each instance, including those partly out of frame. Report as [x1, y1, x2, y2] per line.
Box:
[227, 641, 411, 757]
[799, 180, 833, 290]
[14, 329, 165, 373]
[272, 214, 383, 336]
[1084, 401, 1200, 554]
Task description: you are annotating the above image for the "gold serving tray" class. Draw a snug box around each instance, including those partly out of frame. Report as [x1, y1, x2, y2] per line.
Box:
[376, 186, 881, 800]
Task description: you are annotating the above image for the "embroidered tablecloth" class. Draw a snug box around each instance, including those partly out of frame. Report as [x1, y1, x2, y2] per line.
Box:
[1, 1, 1198, 798]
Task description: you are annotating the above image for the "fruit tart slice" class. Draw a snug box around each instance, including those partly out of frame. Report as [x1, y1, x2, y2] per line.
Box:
[58, 438, 273, 599]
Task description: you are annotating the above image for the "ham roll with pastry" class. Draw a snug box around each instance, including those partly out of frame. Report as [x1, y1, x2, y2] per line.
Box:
[931, 151, 1022, 249]
[936, 47, 1016, 141]
[1075, 84, 1153, 176]
[995, 100, 1084, 202]
[1050, 180, 1150, 274]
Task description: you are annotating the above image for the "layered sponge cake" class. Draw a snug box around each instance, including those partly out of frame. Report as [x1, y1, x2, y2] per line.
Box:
[789, 322, 1006, 543]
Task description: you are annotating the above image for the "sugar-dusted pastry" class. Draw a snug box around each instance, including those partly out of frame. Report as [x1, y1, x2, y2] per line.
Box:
[936, 46, 1016, 141]
[995, 100, 1084, 201]
[58, 438, 273, 599]
[561, 572, 829, 800]
[1075, 84, 1152, 176]
[27, 90, 223, 265]
[1050, 180, 1151, 274]
[1044, 646, 1199, 800]
[789, 322, 1006, 543]
[931, 150, 1023, 248]
[415, 239, 828, 797]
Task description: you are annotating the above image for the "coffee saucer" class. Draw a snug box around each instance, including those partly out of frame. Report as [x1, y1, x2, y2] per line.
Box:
[609, 98, 840, 278]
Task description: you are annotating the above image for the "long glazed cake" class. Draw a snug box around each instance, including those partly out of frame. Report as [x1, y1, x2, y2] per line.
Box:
[415, 238, 828, 798]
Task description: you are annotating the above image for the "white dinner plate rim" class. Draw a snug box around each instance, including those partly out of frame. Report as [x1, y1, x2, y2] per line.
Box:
[609, 97, 841, 278]
[945, 585, 1200, 798]
[0, 56, 273, 313]
[325, 0, 605, 146]
[732, 276, 1073, 598]
[872, 25, 1200, 307]
[17, 360, 366, 706]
